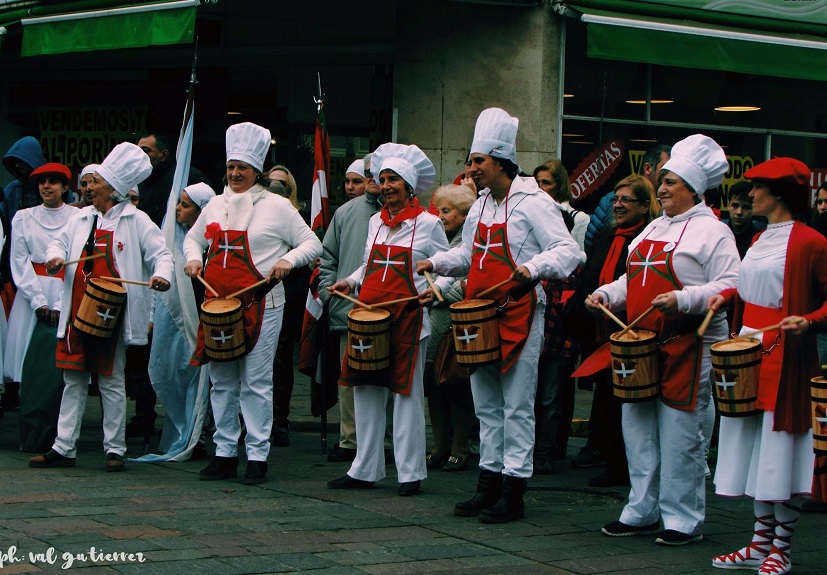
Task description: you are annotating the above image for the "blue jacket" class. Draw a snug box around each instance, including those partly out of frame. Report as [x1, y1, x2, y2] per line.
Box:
[2, 136, 47, 221]
[584, 191, 614, 252]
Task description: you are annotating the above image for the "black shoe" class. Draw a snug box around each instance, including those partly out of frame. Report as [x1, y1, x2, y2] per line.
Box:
[443, 455, 468, 472]
[655, 529, 702, 546]
[29, 449, 76, 468]
[242, 460, 268, 485]
[105, 453, 125, 472]
[571, 446, 605, 468]
[601, 520, 660, 537]
[199, 455, 238, 481]
[479, 476, 526, 524]
[588, 471, 630, 487]
[327, 475, 374, 489]
[426, 452, 448, 470]
[399, 480, 421, 496]
[272, 426, 290, 447]
[454, 470, 503, 517]
[327, 444, 357, 462]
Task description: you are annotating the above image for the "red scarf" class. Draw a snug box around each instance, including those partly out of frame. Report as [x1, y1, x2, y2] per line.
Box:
[598, 221, 645, 286]
[380, 197, 425, 227]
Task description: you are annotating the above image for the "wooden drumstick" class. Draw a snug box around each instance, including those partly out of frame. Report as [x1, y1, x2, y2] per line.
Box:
[369, 295, 421, 309]
[100, 276, 151, 287]
[589, 296, 638, 340]
[696, 308, 716, 338]
[62, 253, 105, 266]
[225, 278, 271, 300]
[477, 278, 513, 299]
[423, 271, 444, 302]
[195, 274, 221, 298]
[616, 305, 654, 340]
[328, 288, 373, 311]
[738, 323, 781, 340]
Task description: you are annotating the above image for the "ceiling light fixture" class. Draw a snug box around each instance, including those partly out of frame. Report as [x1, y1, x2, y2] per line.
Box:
[714, 105, 761, 112]
[625, 99, 673, 104]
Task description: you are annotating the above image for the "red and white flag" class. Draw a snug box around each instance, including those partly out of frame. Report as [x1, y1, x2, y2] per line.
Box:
[310, 107, 331, 237]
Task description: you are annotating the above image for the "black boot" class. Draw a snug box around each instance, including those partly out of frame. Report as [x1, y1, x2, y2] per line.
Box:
[479, 475, 526, 523]
[454, 470, 503, 517]
[199, 456, 239, 480]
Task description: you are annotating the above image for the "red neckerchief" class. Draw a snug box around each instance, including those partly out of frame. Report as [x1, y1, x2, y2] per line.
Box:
[379, 197, 425, 227]
[598, 221, 645, 286]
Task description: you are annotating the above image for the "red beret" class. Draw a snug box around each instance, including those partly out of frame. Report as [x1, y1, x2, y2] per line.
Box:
[744, 157, 809, 187]
[29, 162, 72, 183]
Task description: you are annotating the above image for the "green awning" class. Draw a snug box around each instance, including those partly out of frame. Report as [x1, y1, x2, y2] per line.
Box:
[575, 7, 827, 82]
[20, 0, 197, 57]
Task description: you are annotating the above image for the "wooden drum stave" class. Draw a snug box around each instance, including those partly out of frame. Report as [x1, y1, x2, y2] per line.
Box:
[609, 329, 659, 402]
[73, 278, 128, 338]
[449, 299, 500, 367]
[710, 338, 762, 417]
[346, 308, 391, 371]
[200, 297, 246, 361]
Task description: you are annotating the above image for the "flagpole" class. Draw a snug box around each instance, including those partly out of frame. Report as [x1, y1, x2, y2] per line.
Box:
[312, 72, 330, 453]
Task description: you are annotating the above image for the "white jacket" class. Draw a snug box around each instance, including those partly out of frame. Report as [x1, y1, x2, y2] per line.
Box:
[46, 202, 174, 345]
[183, 185, 322, 308]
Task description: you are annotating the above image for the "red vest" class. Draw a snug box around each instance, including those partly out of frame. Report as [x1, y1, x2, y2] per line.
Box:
[466, 193, 535, 373]
[191, 228, 266, 365]
[339, 221, 423, 395]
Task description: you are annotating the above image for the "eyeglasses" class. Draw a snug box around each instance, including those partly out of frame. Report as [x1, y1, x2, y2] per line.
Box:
[275, 179, 288, 188]
[610, 196, 642, 205]
[817, 198, 827, 204]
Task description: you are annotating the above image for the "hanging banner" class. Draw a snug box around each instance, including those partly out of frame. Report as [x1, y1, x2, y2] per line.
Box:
[569, 140, 625, 202]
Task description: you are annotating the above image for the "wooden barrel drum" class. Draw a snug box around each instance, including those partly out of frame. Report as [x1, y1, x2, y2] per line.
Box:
[200, 297, 246, 361]
[347, 308, 391, 371]
[73, 278, 127, 338]
[609, 329, 659, 402]
[449, 299, 500, 367]
[811, 376, 827, 455]
[710, 338, 761, 417]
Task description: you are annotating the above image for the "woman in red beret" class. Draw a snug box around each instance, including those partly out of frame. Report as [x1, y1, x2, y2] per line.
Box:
[6, 163, 78, 452]
[708, 157, 827, 575]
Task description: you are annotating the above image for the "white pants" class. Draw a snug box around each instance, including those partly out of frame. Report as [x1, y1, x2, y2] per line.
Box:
[348, 336, 428, 484]
[471, 302, 544, 479]
[53, 338, 127, 458]
[210, 305, 282, 461]
[619, 354, 712, 535]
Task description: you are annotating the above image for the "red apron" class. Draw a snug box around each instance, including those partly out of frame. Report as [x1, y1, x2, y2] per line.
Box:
[742, 303, 784, 411]
[465, 193, 535, 373]
[56, 229, 121, 375]
[191, 229, 267, 365]
[625, 221, 704, 411]
[339, 223, 422, 395]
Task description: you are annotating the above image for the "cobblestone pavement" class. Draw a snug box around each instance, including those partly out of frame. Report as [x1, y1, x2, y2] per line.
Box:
[1, 376, 825, 574]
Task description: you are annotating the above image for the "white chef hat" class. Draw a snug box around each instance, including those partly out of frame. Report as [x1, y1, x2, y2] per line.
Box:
[81, 164, 100, 178]
[470, 107, 519, 165]
[184, 182, 216, 209]
[370, 143, 435, 194]
[96, 142, 152, 202]
[661, 134, 728, 198]
[226, 122, 271, 172]
[346, 159, 365, 177]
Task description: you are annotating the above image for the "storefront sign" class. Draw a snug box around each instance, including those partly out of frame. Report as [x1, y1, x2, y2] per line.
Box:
[38, 107, 148, 168]
[569, 140, 625, 201]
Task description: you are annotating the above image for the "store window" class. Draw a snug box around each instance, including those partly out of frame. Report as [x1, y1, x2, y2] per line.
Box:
[561, 19, 827, 213]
